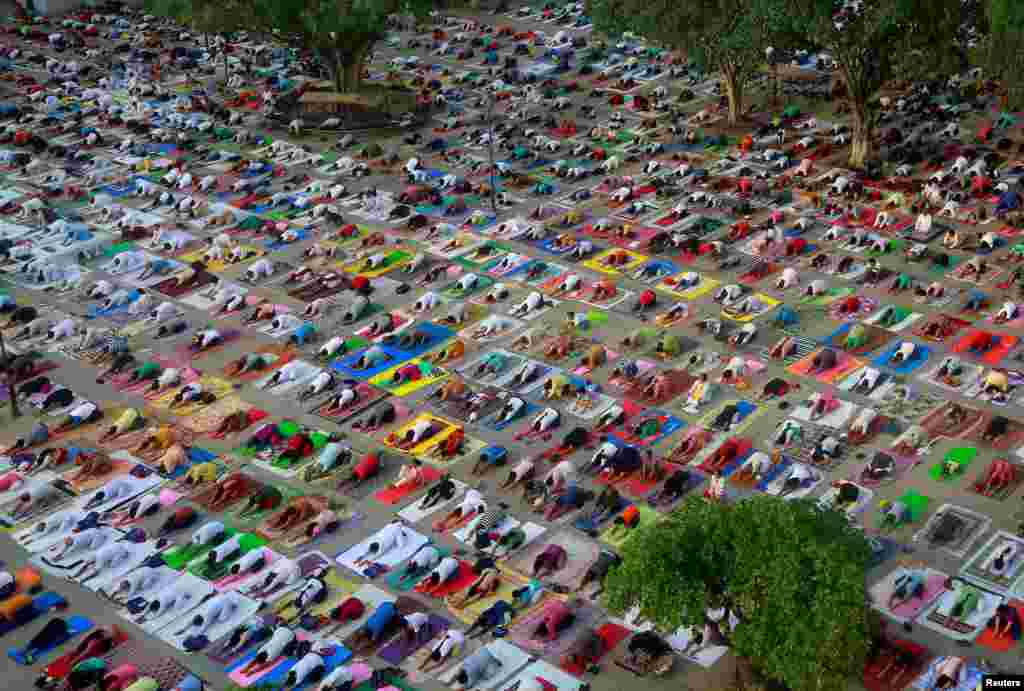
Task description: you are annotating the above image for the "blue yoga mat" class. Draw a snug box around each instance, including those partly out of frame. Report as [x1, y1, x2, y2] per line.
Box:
[871, 341, 931, 374]
[7, 614, 93, 665]
[0, 592, 67, 637]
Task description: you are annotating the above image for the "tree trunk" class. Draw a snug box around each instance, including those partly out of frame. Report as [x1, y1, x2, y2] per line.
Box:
[849, 100, 871, 169]
[334, 52, 344, 93]
[722, 65, 742, 126]
[222, 38, 229, 88]
[342, 61, 362, 92]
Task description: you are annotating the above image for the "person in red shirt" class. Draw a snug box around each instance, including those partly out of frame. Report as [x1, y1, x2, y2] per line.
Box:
[336, 452, 381, 491]
[633, 289, 657, 312]
[391, 363, 423, 386]
[278, 433, 313, 465]
[533, 599, 580, 642]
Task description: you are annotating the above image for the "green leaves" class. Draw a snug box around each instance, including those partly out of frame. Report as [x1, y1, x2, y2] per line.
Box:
[604, 495, 872, 691]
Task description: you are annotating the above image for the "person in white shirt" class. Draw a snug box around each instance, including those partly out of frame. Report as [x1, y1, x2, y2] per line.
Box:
[401, 611, 433, 645]
[54, 400, 100, 433]
[434, 489, 486, 532]
[317, 665, 356, 691]
[353, 522, 410, 566]
[420, 630, 466, 673]
[191, 329, 223, 351]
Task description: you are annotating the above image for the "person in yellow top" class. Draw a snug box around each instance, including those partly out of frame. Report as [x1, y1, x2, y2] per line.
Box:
[99, 408, 143, 442]
[983, 369, 1009, 396]
[156, 443, 190, 476]
[135, 424, 176, 455]
[184, 461, 220, 487]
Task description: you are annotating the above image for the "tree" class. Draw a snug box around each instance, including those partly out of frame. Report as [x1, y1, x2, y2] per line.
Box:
[604, 495, 873, 691]
[144, 0, 257, 84]
[983, 0, 1024, 110]
[250, 0, 431, 93]
[588, 0, 795, 125]
[789, 0, 962, 168]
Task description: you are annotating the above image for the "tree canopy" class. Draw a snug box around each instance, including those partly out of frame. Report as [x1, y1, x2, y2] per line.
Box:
[589, 0, 797, 124]
[984, 0, 1024, 109]
[604, 495, 873, 691]
[249, 0, 432, 92]
[788, 0, 963, 167]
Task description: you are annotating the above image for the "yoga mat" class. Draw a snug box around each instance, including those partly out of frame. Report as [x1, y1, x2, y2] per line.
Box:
[437, 639, 530, 690]
[7, 615, 93, 665]
[510, 601, 598, 657]
[159, 591, 261, 651]
[975, 600, 1024, 652]
[378, 614, 450, 665]
[869, 568, 948, 624]
[0, 593, 67, 636]
[374, 466, 442, 505]
[415, 561, 477, 599]
[508, 531, 601, 591]
[561, 622, 631, 676]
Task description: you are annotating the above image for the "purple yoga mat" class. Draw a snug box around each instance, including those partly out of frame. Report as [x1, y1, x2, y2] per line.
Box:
[377, 614, 450, 665]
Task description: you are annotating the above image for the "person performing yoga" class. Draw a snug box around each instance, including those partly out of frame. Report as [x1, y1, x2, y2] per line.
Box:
[336, 450, 382, 492]
[169, 382, 216, 410]
[886, 568, 928, 611]
[351, 345, 390, 371]
[652, 469, 692, 506]
[545, 483, 592, 521]
[419, 629, 466, 674]
[416, 555, 461, 596]
[316, 664, 358, 691]
[53, 400, 102, 435]
[420, 474, 457, 510]
[398, 611, 434, 648]
[190, 329, 223, 353]
[434, 488, 486, 532]
[33, 626, 121, 688]
[275, 566, 330, 624]
[225, 353, 275, 377]
[348, 600, 398, 650]
[988, 602, 1022, 640]
[303, 440, 353, 483]
[499, 457, 535, 490]
[284, 647, 332, 689]
[389, 417, 437, 451]
[98, 407, 143, 442]
[6, 419, 49, 453]
[931, 656, 967, 690]
[237, 627, 300, 676]
[352, 522, 413, 568]
[147, 366, 182, 394]
[324, 382, 360, 414]
[277, 432, 314, 467]
[70, 540, 138, 584]
[465, 598, 515, 639]
[388, 459, 427, 493]
[215, 616, 272, 660]
[175, 595, 242, 651]
[449, 561, 501, 609]
[298, 371, 336, 402]
[532, 598, 580, 642]
[396, 544, 442, 587]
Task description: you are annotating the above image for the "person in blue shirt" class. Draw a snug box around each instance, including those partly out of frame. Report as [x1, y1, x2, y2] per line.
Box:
[349, 601, 397, 651]
[465, 600, 514, 639]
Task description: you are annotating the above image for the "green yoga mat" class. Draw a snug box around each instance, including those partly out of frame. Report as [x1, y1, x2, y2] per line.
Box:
[186, 532, 267, 579]
[103, 242, 136, 257]
[271, 430, 332, 469]
[929, 447, 977, 482]
[163, 527, 238, 570]
[385, 546, 451, 593]
[896, 491, 931, 522]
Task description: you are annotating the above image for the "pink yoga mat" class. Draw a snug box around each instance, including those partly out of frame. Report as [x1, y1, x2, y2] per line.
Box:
[888, 573, 948, 620]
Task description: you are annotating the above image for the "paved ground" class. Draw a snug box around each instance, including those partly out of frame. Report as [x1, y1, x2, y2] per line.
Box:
[0, 3, 1022, 691]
